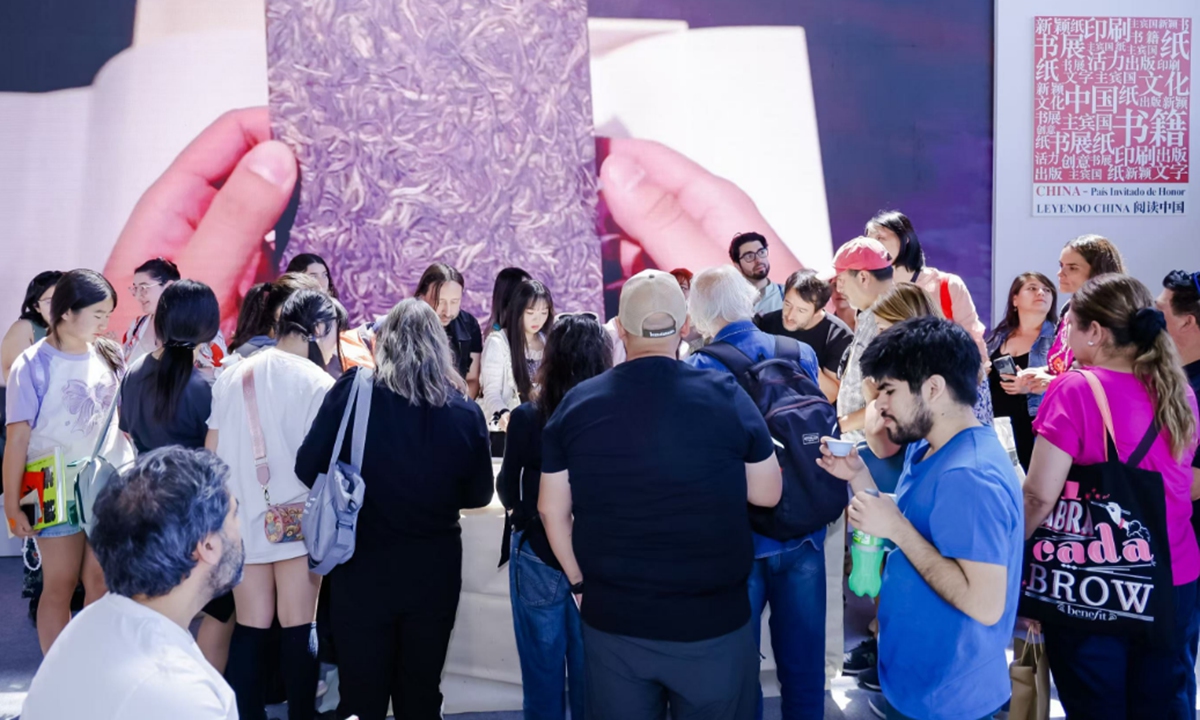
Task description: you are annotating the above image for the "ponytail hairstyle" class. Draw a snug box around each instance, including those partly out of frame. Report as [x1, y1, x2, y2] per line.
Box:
[19, 270, 64, 327]
[1071, 274, 1195, 460]
[229, 283, 272, 352]
[501, 280, 555, 403]
[276, 289, 340, 368]
[228, 273, 323, 352]
[133, 257, 182, 286]
[152, 281, 219, 422]
[49, 269, 123, 373]
[1065, 234, 1126, 278]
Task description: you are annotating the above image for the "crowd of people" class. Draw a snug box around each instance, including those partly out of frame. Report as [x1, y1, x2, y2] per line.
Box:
[0, 134, 1198, 720]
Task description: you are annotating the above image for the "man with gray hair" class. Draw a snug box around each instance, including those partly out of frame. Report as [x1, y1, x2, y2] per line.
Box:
[23, 447, 244, 720]
[539, 269, 783, 720]
[687, 265, 829, 720]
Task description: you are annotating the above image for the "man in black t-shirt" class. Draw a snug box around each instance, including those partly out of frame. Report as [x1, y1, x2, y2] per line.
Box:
[755, 269, 854, 402]
[1158, 269, 1200, 711]
[539, 269, 782, 720]
[415, 263, 484, 397]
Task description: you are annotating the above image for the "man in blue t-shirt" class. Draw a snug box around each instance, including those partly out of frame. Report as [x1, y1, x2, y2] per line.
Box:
[539, 269, 783, 720]
[686, 265, 826, 720]
[818, 316, 1023, 720]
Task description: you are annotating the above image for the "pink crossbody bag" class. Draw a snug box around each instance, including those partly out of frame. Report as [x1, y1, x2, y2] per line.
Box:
[243, 364, 305, 543]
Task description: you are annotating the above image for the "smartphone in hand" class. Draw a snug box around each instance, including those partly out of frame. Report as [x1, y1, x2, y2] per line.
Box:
[994, 354, 1018, 377]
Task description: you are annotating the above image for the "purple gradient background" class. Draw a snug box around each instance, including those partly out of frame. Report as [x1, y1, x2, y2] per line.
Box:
[590, 0, 996, 324]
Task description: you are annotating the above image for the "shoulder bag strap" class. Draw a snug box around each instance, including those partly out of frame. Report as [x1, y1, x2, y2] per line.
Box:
[241, 364, 271, 495]
[87, 372, 123, 463]
[1127, 419, 1161, 469]
[324, 371, 359, 476]
[350, 367, 373, 469]
[1077, 369, 1117, 462]
[939, 277, 954, 322]
[695, 341, 754, 377]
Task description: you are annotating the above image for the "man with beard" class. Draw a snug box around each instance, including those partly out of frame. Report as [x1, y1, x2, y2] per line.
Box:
[818, 317, 1022, 720]
[23, 447, 245, 720]
[730, 232, 785, 315]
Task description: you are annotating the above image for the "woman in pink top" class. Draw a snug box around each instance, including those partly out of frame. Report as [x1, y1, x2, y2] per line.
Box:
[1024, 274, 1199, 718]
[865, 210, 987, 360]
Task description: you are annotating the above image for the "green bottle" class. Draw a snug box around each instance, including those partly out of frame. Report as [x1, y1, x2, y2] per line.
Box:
[849, 491, 885, 598]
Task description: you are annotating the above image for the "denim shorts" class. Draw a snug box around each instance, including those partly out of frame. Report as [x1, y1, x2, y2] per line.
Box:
[37, 522, 82, 539]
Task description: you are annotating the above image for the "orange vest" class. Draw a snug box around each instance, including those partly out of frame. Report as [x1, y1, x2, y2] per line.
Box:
[339, 326, 376, 371]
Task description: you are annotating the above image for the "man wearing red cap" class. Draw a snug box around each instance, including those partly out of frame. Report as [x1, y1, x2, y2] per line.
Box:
[831, 238, 895, 444]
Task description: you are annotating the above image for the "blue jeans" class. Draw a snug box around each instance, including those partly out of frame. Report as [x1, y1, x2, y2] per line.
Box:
[509, 531, 585, 720]
[1045, 580, 1197, 720]
[747, 540, 826, 720]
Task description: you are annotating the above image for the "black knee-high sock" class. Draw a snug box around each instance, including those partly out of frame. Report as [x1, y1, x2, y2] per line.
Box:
[280, 622, 319, 720]
[226, 624, 270, 720]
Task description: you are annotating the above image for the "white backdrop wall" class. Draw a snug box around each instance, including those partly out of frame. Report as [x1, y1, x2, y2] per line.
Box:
[994, 0, 1200, 326]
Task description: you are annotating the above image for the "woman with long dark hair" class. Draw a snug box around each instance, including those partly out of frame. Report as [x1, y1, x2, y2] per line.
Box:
[121, 257, 227, 374]
[296, 299, 493, 719]
[210, 289, 341, 720]
[118, 280, 220, 453]
[229, 273, 323, 357]
[487, 267, 532, 333]
[2, 271, 63, 383]
[498, 313, 611, 720]
[3, 269, 131, 653]
[985, 273, 1058, 468]
[286, 253, 339, 298]
[1023, 274, 1198, 718]
[480, 280, 553, 428]
[865, 210, 987, 359]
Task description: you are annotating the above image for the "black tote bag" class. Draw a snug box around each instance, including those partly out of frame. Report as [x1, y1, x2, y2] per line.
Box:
[1020, 370, 1174, 646]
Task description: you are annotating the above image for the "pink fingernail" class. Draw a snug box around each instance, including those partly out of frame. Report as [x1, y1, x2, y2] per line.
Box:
[247, 142, 294, 188]
[604, 155, 645, 192]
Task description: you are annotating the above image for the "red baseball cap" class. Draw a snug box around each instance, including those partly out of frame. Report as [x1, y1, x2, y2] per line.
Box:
[832, 237, 893, 273]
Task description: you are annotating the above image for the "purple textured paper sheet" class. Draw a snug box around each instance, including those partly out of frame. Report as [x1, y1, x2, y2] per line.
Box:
[267, 0, 601, 321]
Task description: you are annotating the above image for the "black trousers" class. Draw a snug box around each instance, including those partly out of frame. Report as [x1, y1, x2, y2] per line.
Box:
[330, 547, 462, 720]
[583, 620, 758, 720]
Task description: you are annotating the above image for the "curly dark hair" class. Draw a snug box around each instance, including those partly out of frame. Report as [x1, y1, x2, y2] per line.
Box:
[534, 313, 612, 420]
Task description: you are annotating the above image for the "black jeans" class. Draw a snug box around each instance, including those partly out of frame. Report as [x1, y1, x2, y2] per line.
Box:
[1044, 580, 1196, 719]
[330, 547, 461, 720]
[583, 620, 759, 720]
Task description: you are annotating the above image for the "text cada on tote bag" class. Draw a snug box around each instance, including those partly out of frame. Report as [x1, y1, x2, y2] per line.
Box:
[1020, 369, 1173, 646]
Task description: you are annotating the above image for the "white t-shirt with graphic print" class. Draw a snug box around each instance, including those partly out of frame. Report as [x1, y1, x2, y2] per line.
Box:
[5, 339, 130, 467]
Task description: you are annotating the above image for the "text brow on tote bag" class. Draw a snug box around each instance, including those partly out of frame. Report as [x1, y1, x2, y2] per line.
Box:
[1020, 369, 1173, 646]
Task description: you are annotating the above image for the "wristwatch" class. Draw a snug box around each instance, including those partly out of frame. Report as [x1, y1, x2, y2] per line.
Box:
[569, 580, 584, 595]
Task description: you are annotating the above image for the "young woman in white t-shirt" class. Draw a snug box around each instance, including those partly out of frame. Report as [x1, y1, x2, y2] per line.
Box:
[480, 279, 552, 429]
[206, 289, 339, 720]
[2, 269, 129, 654]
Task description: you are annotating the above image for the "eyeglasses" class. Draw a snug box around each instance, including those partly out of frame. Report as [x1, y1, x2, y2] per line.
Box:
[129, 282, 164, 296]
[738, 247, 769, 264]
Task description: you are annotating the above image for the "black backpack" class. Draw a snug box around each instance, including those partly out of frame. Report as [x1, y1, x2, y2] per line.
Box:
[696, 336, 849, 541]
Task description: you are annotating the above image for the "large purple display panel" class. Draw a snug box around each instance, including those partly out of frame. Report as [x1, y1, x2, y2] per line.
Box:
[266, 0, 602, 321]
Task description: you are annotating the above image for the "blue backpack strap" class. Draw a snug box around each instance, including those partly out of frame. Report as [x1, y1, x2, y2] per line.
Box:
[772, 335, 801, 363]
[694, 341, 754, 377]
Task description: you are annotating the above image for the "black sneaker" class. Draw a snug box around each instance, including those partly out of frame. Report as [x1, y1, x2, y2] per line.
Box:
[867, 694, 889, 719]
[843, 637, 877, 676]
[858, 666, 881, 692]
